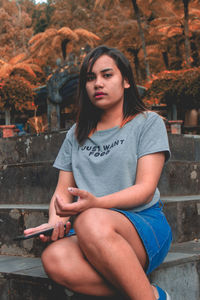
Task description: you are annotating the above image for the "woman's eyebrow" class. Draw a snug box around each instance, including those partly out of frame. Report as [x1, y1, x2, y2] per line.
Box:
[101, 68, 113, 73]
[87, 68, 113, 75]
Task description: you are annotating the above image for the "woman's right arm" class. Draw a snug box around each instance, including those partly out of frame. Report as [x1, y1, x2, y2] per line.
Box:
[24, 170, 76, 242]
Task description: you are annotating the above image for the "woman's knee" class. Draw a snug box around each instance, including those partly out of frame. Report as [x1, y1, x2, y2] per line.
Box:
[75, 208, 109, 234]
[41, 239, 82, 288]
[74, 208, 117, 249]
[41, 243, 60, 275]
[41, 240, 71, 275]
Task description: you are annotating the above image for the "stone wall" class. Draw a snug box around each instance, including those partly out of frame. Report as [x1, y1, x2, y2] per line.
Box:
[0, 130, 200, 205]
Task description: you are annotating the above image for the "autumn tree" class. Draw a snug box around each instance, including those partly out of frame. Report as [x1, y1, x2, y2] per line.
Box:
[28, 26, 100, 69]
[149, 0, 200, 70]
[94, 0, 151, 79]
[130, 0, 151, 78]
[0, 53, 44, 85]
[31, 0, 55, 34]
[0, 76, 35, 124]
[0, 51, 44, 124]
[0, 0, 34, 60]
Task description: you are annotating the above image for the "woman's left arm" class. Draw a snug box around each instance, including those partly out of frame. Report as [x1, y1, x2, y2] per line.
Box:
[55, 152, 165, 216]
[97, 151, 165, 209]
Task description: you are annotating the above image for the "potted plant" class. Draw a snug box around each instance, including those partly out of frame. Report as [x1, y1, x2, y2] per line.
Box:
[143, 68, 200, 129]
[0, 76, 35, 137]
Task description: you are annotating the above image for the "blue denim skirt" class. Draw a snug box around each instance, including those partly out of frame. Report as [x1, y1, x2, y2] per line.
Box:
[67, 201, 172, 275]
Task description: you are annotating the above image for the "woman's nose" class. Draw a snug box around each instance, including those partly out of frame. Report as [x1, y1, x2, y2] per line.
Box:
[94, 76, 103, 88]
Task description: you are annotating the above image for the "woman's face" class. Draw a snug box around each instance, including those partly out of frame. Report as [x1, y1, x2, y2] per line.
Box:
[85, 55, 130, 112]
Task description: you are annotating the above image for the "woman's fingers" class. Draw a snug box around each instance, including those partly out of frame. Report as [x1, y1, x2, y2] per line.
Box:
[39, 234, 51, 243]
[24, 223, 51, 235]
[24, 221, 71, 242]
[51, 222, 63, 240]
[68, 187, 89, 199]
[51, 222, 59, 241]
[55, 189, 96, 217]
[54, 195, 80, 216]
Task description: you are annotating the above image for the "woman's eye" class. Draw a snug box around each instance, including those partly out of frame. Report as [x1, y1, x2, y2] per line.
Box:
[104, 73, 112, 78]
[86, 74, 95, 81]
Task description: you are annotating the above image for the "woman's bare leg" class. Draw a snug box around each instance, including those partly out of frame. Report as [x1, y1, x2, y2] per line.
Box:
[74, 208, 156, 300]
[42, 208, 157, 299]
[41, 235, 119, 296]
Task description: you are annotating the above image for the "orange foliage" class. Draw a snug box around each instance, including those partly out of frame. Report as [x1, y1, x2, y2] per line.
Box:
[28, 26, 101, 68]
[0, 0, 200, 87]
[0, 76, 36, 112]
[0, 55, 44, 88]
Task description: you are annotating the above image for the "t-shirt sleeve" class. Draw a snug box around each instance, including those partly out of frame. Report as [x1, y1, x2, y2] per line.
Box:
[53, 126, 75, 171]
[137, 112, 170, 162]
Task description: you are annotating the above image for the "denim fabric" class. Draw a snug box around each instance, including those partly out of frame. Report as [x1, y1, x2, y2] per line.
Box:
[111, 202, 172, 274]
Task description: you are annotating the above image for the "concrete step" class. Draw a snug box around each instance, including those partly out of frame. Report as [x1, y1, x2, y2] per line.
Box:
[0, 204, 49, 257]
[0, 240, 199, 300]
[0, 196, 200, 257]
[168, 133, 200, 162]
[149, 239, 200, 300]
[1, 132, 200, 205]
[0, 130, 69, 165]
[0, 161, 58, 205]
[1, 160, 200, 204]
[161, 195, 200, 242]
[159, 160, 200, 196]
[1, 132, 200, 165]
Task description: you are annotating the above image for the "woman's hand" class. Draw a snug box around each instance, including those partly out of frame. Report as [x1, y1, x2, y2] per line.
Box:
[23, 221, 71, 242]
[55, 187, 98, 217]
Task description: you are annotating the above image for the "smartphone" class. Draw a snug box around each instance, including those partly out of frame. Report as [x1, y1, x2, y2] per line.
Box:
[13, 224, 66, 241]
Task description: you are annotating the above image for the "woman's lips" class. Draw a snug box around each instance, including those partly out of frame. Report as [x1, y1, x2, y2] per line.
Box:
[94, 92, 106, 99]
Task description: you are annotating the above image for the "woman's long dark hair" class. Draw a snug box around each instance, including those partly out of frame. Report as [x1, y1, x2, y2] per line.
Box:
[75, 45, 147, 144]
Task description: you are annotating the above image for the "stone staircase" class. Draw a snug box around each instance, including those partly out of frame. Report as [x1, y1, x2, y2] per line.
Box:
[0, 131, 200, 300]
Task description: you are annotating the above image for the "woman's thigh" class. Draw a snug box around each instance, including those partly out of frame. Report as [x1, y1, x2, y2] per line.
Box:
[74, 208, 148, 269]
[41, 235, 117, 296]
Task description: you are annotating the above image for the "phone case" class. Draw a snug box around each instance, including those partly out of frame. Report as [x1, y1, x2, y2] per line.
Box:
[13, 227, 54, 241]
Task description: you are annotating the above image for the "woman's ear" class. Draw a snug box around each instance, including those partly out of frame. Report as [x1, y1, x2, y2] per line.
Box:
[124, 78, 130, 89]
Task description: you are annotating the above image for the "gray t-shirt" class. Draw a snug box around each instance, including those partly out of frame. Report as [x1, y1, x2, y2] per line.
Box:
[53, 111, 170, 212]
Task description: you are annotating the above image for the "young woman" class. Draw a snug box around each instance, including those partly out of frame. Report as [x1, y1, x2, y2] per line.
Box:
[25, 45, 172, 300]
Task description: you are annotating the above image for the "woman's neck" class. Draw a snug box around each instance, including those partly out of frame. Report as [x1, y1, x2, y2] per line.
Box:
[97, 110, 123, 131]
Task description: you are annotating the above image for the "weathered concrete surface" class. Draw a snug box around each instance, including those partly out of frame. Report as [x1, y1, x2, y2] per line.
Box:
[0, 126, 75, 165]
[169, 134, 200, 162]
[0, 133, 200, 205]
[0, 162, 58, 204]
[0, 256, 120, 300]
[0, 255, 73, 300]
[0, 240, 200, 300]
[159, 160, 200, 195]
[150, 253, 200, 300]
[0, 131, 199, 299]
[0, 131, 200, 204]
[1, 131, 200, 164]
[1, 160, 200, 205]
[0, 197, 199, 256]
[150, 240, 200, 299]
[162, 195, 200, 242]
[162, 196, 200, 242]
[0, 206, 48, 257]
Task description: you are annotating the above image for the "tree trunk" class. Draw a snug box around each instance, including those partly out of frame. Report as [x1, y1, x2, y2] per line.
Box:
[16, 0, 25, 51]
[162, 51, 169, 69]
[190, 39, 200, 66]
[183, 0, 191, 66]
[131, 0, 151, 80]
[61, 39, 70, 61]
[127, 48, 142, 82]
